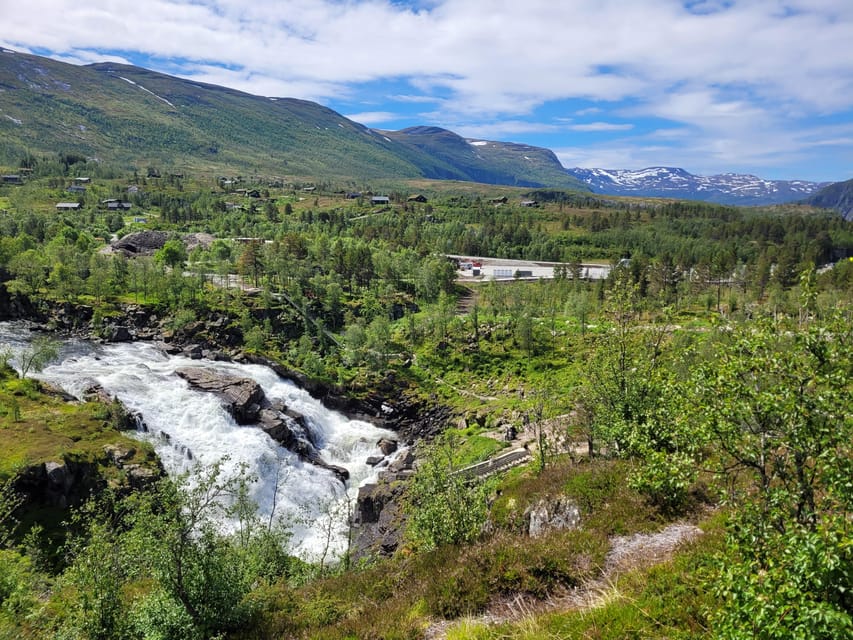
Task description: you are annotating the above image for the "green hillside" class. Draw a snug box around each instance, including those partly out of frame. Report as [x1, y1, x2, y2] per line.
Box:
[0, 49, 426, 179]
[0, 48, 589, 190]
[380, 126, 587, 189]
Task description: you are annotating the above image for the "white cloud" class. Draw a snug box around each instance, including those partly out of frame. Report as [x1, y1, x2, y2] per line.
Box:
[3, 1, 853, 178]
[344, 111, 399, 125]
[570, 122, 634, 132]
[451, 120, 565, 139]
[7, 1, 851, 112]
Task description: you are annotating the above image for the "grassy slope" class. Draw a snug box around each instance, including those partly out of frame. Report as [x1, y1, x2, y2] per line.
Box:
[0, 371, 152, 479]
[381, 126, 588, 190]
[0, 49, 590, 190]
[0, 50, 426, 179]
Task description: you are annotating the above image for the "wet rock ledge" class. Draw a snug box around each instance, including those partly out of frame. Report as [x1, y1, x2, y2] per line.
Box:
[175, 366, 349, 482]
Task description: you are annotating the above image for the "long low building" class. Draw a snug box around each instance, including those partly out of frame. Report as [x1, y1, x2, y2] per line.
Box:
[447, 254, 612, 281]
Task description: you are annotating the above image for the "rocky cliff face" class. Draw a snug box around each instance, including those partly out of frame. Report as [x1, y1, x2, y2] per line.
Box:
[806, 178, 853, 220]
[13, 445, 163, 511]
[0, 276, 42, 322]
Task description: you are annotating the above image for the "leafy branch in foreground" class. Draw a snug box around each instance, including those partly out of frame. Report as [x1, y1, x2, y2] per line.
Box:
[694, 311, 853, 639]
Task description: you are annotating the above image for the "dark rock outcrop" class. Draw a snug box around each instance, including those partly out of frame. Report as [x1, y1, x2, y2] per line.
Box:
[377, 437, 398, 456]
[111, 230, 170, 256]
[175, 368, 349, 481]
[257, 405, 349, 483]
[13, 450, 164, 510]
[175, 367, 265, 424]
[0, 272, 42, 321]
[351, 445, 419, 559]
[352, 479, 408, 558]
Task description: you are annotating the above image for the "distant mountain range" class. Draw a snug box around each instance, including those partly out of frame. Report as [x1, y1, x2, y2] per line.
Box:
[565, 166, 830, 206]
[0, 47, 847, 207]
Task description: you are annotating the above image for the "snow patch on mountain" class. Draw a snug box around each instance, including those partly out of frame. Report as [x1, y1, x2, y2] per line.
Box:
[118, 76, 176, 108]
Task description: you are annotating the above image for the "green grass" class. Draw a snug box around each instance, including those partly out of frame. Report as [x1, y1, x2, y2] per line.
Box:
[443, 428, 508, 466]
[0, 368, 155, 480]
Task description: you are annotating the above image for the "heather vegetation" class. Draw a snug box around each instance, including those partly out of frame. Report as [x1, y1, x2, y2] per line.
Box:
[0, 156, 851, 639]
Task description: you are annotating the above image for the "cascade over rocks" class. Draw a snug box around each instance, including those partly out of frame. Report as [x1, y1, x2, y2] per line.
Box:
[176, 367, 265, 424]
[14, 297, 455, 550]
[175, 367, 349, 482]
[30, 298, 447, 443]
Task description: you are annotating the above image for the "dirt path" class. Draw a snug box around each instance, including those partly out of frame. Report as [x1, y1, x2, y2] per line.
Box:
[423, 522, 703, 639]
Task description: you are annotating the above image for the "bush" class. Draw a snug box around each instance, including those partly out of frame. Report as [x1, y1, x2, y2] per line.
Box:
[404, 436, 495, 551]
[131, 589, 200, 640]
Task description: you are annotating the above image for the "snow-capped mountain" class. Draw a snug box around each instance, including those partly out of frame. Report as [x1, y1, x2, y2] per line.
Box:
[566, 167, 829, 206]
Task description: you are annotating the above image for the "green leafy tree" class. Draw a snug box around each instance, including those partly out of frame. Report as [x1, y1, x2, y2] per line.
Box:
[6, 249, 47, 298]
[59, 502, 131, 640]
[694, 310, 853, 639]
[405, 436, 494, 551]
[579, 267, 669, 457]
[17, 335, 59, 379]
[128, 256, 156, 303]
[236, 240, 264, 287]
[155, 238, 188, 270]
[123, 461, 274, 638]
[0, 477, 22, 549]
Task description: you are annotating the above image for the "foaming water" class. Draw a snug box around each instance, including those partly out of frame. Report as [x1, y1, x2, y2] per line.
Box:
[1, 322, 393, 559]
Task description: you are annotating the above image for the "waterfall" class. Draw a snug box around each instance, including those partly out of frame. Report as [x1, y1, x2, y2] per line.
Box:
[0, 322, 396, 560]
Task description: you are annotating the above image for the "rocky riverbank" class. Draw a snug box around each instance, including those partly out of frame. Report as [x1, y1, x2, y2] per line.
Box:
[1, 289, 454, 559]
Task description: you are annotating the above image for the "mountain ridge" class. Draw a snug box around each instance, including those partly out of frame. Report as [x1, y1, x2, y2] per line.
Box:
[566, 166, 830, 206]
[0, 47, 840, 201]
[805, 178, 853, 220]
[0, 48, 584, 189]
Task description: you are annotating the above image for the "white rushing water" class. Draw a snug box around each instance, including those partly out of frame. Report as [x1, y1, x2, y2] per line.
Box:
[0, 322, 394, 560]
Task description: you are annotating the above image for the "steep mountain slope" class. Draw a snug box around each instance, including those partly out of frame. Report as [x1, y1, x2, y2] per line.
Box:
[0, 48, 587, 190]
[567, 166, 827, 206]
[0, 48, 429, 179]
[379, 126, 586, 189]
[805, 178, 853, 220]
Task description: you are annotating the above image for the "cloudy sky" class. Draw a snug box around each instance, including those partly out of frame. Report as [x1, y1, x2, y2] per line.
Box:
[3, 0, 853, 181]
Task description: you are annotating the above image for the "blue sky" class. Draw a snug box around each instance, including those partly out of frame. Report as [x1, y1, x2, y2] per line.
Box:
[4, 0, 853, 182]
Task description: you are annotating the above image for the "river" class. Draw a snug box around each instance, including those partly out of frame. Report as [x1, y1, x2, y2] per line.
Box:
[0, 321, 395, 560]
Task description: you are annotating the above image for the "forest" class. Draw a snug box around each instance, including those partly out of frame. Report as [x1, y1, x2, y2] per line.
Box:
[0, 154, 851, 639]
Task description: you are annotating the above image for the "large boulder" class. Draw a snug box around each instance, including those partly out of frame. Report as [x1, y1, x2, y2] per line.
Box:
[175, 371, 349, 482]
[175, 367, 265, 424]
[525, 496, 581, 538]
[352, 479, 408, 558]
